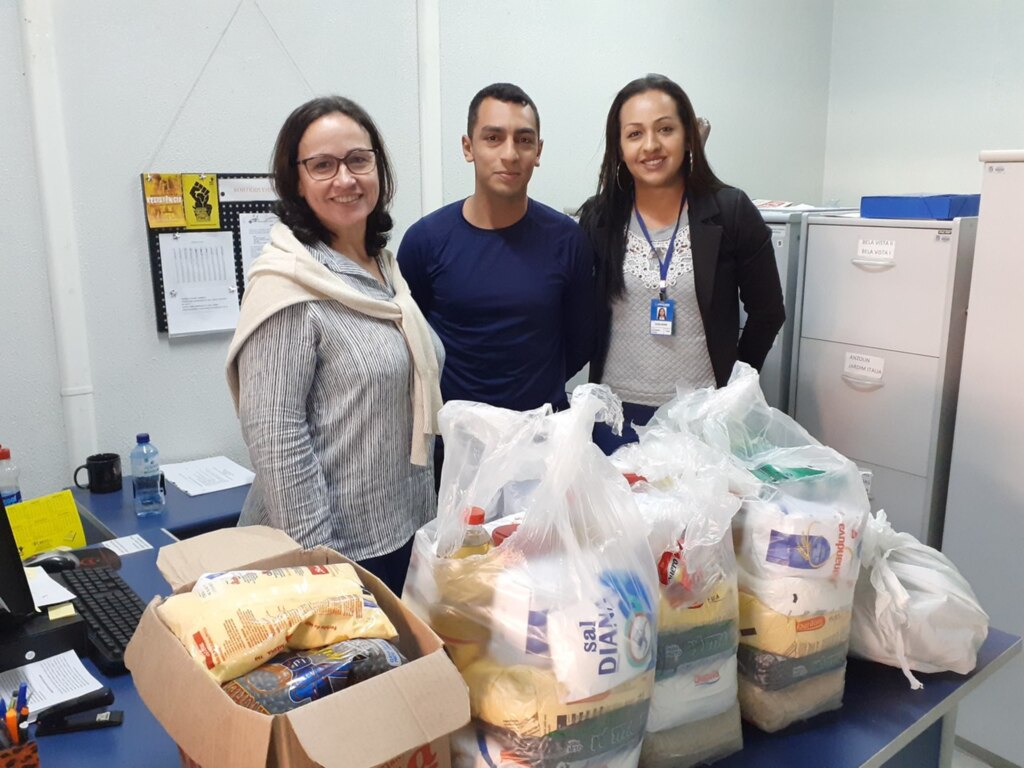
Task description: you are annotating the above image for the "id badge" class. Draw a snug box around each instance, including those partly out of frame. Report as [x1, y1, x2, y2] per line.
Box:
[650, 299, 675, 336]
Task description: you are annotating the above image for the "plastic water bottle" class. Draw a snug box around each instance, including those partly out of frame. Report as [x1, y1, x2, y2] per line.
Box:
[0, 446, 23, 506]
[130, 433, 165, 516]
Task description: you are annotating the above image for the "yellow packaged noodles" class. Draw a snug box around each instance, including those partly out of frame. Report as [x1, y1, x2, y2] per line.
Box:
[157, 563, 397, 683]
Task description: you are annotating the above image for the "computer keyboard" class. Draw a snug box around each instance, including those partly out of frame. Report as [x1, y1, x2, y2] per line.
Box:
[57, 566, 147, 675]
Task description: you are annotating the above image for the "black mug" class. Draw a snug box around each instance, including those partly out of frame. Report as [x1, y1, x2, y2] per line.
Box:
[74, 453, 123, 493]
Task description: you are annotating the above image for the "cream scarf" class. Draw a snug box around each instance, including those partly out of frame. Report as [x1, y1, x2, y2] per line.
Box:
[225, 222, 442, 465]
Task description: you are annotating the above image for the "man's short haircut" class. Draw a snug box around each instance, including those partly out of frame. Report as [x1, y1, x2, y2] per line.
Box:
[466, 83, 540, 136]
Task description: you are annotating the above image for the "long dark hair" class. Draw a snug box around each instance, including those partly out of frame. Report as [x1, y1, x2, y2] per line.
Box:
[578, 74, 725, 301]
[271, 95, 395, 256]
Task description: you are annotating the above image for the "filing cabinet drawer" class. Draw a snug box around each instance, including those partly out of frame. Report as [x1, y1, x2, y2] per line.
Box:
[854, 458, 931, 543]
[801, 223, 955, 355]
[794, 338, 940, 477]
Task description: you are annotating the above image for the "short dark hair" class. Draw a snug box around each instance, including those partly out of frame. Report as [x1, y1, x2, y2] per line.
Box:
[270, 95, 394, 256]
[466, 83, 540, 136]
[578, 74, 725, 301]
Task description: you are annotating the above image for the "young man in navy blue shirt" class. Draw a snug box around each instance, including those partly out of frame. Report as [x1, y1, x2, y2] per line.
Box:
[398, 83, 594, 418]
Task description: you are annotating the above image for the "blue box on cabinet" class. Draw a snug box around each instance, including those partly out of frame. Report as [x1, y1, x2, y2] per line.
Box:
[860, 194, 980, 220]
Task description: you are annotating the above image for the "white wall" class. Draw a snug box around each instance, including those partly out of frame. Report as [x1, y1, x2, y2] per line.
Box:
[823, 0, 1024, 206]
[1, 0, 835, 497]
[2, 0, 421, 496]
[0, 2, 68, 498]
[438, 0, 835, 211]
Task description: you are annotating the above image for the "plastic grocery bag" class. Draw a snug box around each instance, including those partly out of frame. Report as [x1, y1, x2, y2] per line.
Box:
[656, 362, 821, 462]
[611, 428, 744, 767]
[849, 510, 989, 689]
[404, 385, 659, 768]
[647, 363, 870, 732]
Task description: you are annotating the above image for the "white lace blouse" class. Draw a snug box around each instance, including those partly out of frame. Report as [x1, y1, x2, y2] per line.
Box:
[600, 210, 716, 406]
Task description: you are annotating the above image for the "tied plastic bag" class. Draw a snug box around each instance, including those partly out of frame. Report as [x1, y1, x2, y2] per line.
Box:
[849, 510, 989, 689]
[404, 385, 658, 767]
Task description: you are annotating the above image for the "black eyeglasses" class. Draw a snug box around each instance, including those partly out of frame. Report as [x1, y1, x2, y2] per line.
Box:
[296, 149, 377, 180]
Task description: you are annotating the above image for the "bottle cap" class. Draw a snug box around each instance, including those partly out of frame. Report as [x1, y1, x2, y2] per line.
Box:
[623, 473, 647, 486]
[0, 448, 9, 460]
[491, 523, 519, 547]
[136, 433, 150, 443]
[466, 506, 486, 526]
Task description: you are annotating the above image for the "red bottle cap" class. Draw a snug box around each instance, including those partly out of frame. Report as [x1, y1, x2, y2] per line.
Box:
[466, 506, 486, 525]
[491, 523, 520, 547]
[623, 473, 647, 486]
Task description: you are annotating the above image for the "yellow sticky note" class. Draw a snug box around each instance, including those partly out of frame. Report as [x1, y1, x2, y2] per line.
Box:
[181, 173, 220, 229]
[48, 602, 77, 621]
[6, 490, 86, 559]
[142, 173, 187, 228]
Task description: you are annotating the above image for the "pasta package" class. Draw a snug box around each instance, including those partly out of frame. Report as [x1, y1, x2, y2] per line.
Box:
[738, 591, 850, 658]
[157, 562, 398, 682]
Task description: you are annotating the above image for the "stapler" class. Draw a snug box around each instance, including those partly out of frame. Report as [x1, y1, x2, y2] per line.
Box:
[34, 686, 123, 736]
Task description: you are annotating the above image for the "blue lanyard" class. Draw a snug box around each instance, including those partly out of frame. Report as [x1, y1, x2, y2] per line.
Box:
[634, 193, 686, 301]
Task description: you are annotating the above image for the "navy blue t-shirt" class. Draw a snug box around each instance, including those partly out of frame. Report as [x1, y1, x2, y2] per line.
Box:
[397, 199, 594, 411]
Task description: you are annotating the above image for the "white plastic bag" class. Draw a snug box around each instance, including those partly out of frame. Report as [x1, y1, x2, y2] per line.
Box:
[648, 363, 869, 732]
[849, 510, 989, 689]
[404, 385, 658, 768]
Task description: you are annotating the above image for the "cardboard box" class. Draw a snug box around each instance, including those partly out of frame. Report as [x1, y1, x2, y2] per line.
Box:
[125, 526, 469, 768]
[860, 193, 980, 220]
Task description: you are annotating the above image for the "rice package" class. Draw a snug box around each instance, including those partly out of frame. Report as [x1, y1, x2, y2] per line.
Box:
[404, 386, 659, 768]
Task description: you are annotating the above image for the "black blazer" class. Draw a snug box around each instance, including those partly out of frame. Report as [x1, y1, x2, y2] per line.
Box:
[585, 185, 786, 388]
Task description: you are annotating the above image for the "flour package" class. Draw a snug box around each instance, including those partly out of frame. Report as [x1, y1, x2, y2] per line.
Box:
[849, 510, 989, 689]
[611, 430, 744, 767]
[404, 386, 659, 768]
[647, 363, 870, 732]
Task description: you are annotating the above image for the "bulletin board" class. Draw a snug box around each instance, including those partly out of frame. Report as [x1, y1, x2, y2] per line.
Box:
[139, 172, 279, 335]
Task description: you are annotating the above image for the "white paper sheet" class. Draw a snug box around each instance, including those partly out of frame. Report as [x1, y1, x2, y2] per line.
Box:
[159, 230, 239, 336]
[161, 455, 255, 496]
[218, 176, 276, 203]
[99, 534, 153, 556]
[238, 211, 279, 286]
[0, 650, 103, 721]
[24, 567, 76, 609]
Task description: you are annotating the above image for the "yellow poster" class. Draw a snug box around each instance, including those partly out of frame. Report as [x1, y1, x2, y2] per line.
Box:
[182, 173, 221, 229]
[6, 490, 86, 559]
[143, 173, 187, 228]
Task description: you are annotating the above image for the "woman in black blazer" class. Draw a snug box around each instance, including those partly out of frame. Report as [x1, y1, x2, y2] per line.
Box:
[578, 74, 785, 454]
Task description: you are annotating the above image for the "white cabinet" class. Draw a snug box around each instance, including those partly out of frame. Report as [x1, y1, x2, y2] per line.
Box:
[790, 215, 976, 546]
[941, 151, 1024, 765]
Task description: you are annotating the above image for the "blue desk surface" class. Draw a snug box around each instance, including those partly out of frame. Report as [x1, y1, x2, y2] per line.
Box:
[37, 482, 250, 766]
[71, 478, 249, 540]
[35, 527, 180, 766]
[715, 627, 1021, 768]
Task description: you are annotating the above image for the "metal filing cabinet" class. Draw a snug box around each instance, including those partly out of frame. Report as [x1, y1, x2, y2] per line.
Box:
[756, 208, 855, 413]
[789, 215, 977, 546]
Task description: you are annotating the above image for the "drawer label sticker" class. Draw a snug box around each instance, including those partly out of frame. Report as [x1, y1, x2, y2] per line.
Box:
[844, 351, 885, 381]
[856, 238, 896, 260]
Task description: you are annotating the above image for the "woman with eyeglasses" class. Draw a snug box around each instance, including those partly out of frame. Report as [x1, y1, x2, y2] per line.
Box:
[578, 74, 785, 454]
[226, 96, 443, 594]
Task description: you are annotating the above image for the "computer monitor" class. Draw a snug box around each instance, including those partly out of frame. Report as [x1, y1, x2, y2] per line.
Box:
[0, 495, 35, 624]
